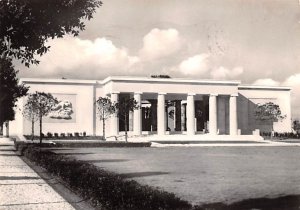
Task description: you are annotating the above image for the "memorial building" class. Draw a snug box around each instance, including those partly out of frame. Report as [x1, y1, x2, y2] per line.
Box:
[10, 76, 292, 140]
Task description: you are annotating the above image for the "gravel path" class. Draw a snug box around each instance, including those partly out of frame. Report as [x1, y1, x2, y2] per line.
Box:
[0, 138, 76, 210]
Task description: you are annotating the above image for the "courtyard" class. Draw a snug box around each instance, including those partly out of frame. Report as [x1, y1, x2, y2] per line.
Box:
[51, 146, 300, 206]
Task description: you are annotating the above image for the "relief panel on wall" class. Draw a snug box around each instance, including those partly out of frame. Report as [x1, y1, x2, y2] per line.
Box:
[44, 94, 76, 123]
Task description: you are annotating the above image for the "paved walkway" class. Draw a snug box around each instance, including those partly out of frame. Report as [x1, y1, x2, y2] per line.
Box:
[0, 137, 76, 210]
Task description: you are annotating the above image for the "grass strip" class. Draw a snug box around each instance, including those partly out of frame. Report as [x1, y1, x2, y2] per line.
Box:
[20, 145, 191, 210]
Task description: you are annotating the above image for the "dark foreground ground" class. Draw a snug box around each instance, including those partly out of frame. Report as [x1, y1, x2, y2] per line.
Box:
[51, 146, 300, 207]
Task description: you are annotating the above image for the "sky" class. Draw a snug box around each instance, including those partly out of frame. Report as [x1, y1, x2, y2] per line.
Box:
[16, 0, 300, 119]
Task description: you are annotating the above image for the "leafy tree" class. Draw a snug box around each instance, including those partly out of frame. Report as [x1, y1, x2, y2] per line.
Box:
[0, 57, 28, 135]
[23, 92, 57, 144]
[255, 102, 286, 132]
[114, 98, 139, 142]
[96, 97, 115, 140]
[255, 102, 286, 121]
[293, 120, 300, 134]
[0, 0, 102, 66]
[23, 96, 39, 140]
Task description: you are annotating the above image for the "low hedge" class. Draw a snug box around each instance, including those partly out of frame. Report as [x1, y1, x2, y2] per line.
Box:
[261, 132, 300, 139]
[15, 140, 151, 149]
[21, 145, 191, 210]
[24, 135, 104, 140]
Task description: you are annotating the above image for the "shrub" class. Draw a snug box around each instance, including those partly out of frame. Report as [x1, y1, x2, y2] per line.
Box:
[47, 132, 53, 138]
[74, 132, 79, 137]
[21, 146, 191, 210]
[54, 133, 59, 138]
[60, 133, 65, 137]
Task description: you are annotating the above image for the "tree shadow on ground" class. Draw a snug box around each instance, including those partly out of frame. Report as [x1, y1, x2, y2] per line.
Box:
[0, 154, 19, 156]
[55, 152, 94, 155]
[119, 171, 169, 178]
[83, 159, 130, 163]
[0, 176, 41, 180]
[195, 195, 300, 210]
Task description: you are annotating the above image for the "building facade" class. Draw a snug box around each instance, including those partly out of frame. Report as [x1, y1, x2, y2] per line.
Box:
[10, 76, 292, 139]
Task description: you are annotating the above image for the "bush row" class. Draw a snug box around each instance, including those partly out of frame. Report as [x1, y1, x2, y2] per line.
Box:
[21, 145, 191, 210]
[24, 134, 104, 140]
[261, 132, 300, 139]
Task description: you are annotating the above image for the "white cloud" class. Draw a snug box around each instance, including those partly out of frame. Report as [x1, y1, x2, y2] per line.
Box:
[282, 74, 300, 119]
[27, 36, 139, 78]
[178, 53, 210, 75]
[140, 28, 182, 60]
[251, 75, 300, 119]
[282, 74, 300, 87]
[210, 66, 243, 79]
[252, 78, 280, 86]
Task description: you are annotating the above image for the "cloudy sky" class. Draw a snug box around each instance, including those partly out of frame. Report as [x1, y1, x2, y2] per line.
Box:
[16, 0, 300, 118]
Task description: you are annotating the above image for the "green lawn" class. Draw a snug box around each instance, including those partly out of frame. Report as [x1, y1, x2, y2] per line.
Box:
[52, 146, 300, 206]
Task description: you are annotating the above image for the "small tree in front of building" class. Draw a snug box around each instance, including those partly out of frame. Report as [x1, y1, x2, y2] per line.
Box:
[293, 120, 300, 134]
[96, 97, 115, 140]
[23, 96, 39, 141]
[255, 102, 286, 132]
[114, 98, 139, 142]
[23, 92, 57, 144]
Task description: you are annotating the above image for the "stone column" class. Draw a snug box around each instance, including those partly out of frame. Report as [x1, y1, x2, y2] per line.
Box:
[175, 100, 182, 131]
[181, 103, 187, 131]
[187, 93, 196, 135]
[134, 92, 142, 135]
[209, 94, 218, 135]
[149, 100, 157, 131]
[110, 92, 119, 136]
[129, 111, 133, 131]
[229, 93, 238, 135]
[157, 93, 166, 136]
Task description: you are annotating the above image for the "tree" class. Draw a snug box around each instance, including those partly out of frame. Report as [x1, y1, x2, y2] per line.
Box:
[0, 0, 102, 66]
[293, 120, 300, 134]
[255, 102, 286, 121]
[114, 98, 139, 142]
[96, 97, 115, 140]
[0, 57, 28, 135]
[23, 95, 39, 140]
[255, 102, 286, 132]
[23, 92, 57, 144]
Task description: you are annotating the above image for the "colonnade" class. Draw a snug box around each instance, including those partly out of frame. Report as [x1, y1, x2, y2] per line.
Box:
[109, 92, 238, 136]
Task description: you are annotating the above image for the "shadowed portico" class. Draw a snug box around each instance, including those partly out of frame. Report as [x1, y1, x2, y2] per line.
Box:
[108, 91, 238, 137]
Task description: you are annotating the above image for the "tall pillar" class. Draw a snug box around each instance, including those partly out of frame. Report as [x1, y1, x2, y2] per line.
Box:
[157, 93, 166, 135]
[110, 92, 119, 136]
[209, 94, 218, 135]
[181, 103, 187, 131]
[134, 92, 142, 135]
[129, 111, 133, 131]
[175, 100, 182, 131]
[149, 100, 157, 131]
[187, 93, 196, 135]
[229, 93, 238, 135]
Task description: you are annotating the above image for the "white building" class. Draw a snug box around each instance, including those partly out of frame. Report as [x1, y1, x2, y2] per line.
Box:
[10, 76, 292, 140]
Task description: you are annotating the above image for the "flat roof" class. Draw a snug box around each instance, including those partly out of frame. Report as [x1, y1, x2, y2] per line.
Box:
[238, 85, 291, 91]
[20, 78, 98, 85]
[19, 77, 291, 91]
[100, 76, 241, 86]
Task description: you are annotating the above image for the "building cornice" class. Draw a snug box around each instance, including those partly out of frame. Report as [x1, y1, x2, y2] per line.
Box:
[20, 78, 98, 85]
[238, 85, 291, 91]
[100, 76, 241, 86]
